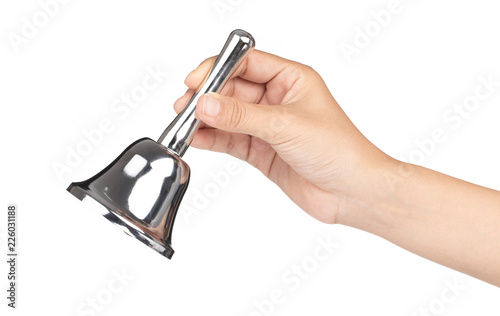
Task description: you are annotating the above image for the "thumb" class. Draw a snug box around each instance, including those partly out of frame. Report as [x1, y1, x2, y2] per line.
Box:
[195, 92, 286, 142]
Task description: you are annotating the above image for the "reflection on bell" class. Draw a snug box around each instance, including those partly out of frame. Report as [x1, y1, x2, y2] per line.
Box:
[68, 138, 190, 259]
[67, 30, 255, 258]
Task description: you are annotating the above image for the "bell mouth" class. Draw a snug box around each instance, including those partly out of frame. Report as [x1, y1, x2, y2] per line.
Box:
[68, 183, 175, 259]
[66, 137, 190, 260]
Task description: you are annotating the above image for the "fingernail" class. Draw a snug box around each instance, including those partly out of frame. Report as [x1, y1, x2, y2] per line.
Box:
[201, 94, 220, 117]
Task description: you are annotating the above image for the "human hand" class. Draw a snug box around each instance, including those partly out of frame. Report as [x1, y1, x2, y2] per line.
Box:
[175, 49, 500, 286]
[174, 50, 394, 224]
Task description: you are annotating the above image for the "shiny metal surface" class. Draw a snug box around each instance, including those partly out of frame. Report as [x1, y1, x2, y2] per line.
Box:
[68, 138, 190, 259]
[67, 30, 255, 259]
[158, 29, 255, 157]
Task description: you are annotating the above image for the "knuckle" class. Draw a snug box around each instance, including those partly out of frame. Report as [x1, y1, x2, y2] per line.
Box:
[261, 106, 295, 142]
[304, 64, 317, 74]
[291, 62, 314, 75]
[226, 99, 247, 130]
[284, 63, 321, 92]
[276, 106, 296, 129]
[301, 64, 314, 73]
[299, 64, 321, 82]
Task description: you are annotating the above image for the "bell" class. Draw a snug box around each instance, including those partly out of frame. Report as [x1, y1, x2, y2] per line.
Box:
[67, 30, 255, 259]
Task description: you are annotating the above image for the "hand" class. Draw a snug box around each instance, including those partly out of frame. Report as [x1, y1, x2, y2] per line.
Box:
[174, 50, 393, 224]
[176, 49, 500, 286]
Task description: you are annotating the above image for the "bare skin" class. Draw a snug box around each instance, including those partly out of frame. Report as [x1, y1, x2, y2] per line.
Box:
[174, 49, 500, 287]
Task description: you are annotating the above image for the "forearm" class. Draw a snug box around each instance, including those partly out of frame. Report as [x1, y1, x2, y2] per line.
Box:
[341, 160, 500, 286]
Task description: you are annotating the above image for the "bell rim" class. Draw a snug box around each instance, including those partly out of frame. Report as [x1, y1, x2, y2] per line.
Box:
[67, 183, 175, 259]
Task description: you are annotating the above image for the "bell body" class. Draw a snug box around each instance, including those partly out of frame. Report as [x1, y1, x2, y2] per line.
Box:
[68, 138, 190, 259]
[67, 30, 255, 259]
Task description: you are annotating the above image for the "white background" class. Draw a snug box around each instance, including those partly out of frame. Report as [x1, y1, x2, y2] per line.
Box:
[1, 0, 500, 315]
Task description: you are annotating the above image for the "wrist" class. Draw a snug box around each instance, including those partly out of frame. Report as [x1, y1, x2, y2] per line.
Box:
[336, 154, 405, 234]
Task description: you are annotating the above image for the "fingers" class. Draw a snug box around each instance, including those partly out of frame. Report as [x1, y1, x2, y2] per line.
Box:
[191, 128, 279, 177]
[186, 50, 297, 85]
[175, 49, 301, 146]
[184, 57, 215, 89]
[173, 89, 195, 114]
[184, 56, 267, 105]
[190, 128, 252, 161]
[223, 77, 266, 104]
[185, 49, 301, 91]
[234, 49, 296, 84]
[195, 93, 287, 143]
[183, 50, 303, 108]
[173, 89, 210, 129]
[175, 79, 267, 117]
